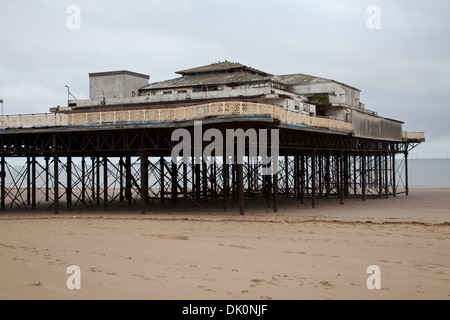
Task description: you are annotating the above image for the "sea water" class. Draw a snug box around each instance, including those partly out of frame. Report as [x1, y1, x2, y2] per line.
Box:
[401, 159, 450, 188]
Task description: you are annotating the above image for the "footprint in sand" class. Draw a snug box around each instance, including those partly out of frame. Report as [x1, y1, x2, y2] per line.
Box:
[250, 279, 265, 288]
[320, 281, 334, 289]
[198, 285, 216, 293]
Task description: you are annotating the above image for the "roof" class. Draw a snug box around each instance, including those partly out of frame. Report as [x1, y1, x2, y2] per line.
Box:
[140, 72, 274, 91]
[141, 62, 361, 92]
[176, 61, 245, 74]
[89, 70, 150, 80]
[273, 73, 360, 92]
[176, 61, 271, 77]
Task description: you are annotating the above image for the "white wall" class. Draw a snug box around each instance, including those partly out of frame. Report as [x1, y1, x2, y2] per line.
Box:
[89, 74, 149, 100]
[288, 82, 361, 108]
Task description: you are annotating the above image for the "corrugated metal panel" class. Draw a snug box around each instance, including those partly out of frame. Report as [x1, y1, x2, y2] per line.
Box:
[352, 110, 403, 141]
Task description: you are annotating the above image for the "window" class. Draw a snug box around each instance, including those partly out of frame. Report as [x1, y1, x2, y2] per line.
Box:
[163, 91, 172, 95]
[178, 90, 188, 94]
[346, 114, 352, 122]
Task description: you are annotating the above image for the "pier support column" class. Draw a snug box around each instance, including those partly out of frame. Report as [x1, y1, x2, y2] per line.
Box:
[96, 157, 100, 206]
[31, 156, 36, 210]
[335, 155, 340, 201]
[344, 153, 349, 199]
[81, 157, 86, 203]
[45, 157, 49, 202]
[1, 156, 5, 210]
[340, 152, 344, 205]
[385, 152, 389, 198]
[247, 156, 252, 196]
[273, 169, 278, 213]
[195, 162, 201, 203]
[183, 162, 188, 210]
[362, 155, 366, 201]
[318, 155, 323, 198]
[140, 152, 148, 215]
[160, 156, 165, 205]
[126, 156, 132, 207]
[172, 160, 178, 202]
[91, 157, 96, 202]
[353, 154, 357, 197]
[300, 154, 305, 204]
[119, 157, 124, 202]
[311, 151, 316, 209]
[103, 157, 108, 209]
[223, 143, 229, 211]
[237, 161, 244, 216]
[232, 158, 236, 208]
[266, 165, 272, 209]
[326, 154, 330, 200]
[378, 153, 383, 198]
[294, 155, 299, 200]
[54, 156, 59, 215]
[212, 157, 217, 199]
[26, 156, 31, 206]
[306, 155, 310, 198]
[202, 160, 207, 202]
[284, 156, 289, 198]
[392, 152, 397, 197]
[405, 149, 409, 196]
[67, 156, 72, 210]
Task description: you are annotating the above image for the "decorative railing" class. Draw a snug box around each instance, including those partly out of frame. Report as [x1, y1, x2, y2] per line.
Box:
[0, 101, 353, 132]
[402, 131, 425, 141]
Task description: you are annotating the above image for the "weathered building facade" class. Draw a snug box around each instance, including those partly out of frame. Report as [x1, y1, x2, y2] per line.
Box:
[56, 61, 405, 142]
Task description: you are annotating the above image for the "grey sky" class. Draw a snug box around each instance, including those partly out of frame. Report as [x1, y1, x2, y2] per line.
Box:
[1, 0, 449, 158]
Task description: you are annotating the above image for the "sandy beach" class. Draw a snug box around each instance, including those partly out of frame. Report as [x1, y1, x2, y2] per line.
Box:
[0, 188, 449, 300]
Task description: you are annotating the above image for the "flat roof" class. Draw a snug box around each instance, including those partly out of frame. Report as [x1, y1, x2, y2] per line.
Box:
[89, 70, 150, 80]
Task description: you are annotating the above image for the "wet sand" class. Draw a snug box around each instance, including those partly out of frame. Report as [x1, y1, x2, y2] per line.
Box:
[0, 188, 449, 300]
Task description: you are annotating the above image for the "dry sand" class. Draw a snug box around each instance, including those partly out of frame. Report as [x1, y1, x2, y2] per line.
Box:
[0, 188, 449, 300]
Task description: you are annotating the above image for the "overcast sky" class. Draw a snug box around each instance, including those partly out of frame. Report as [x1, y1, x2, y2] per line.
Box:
[1, 0, 449, 158]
